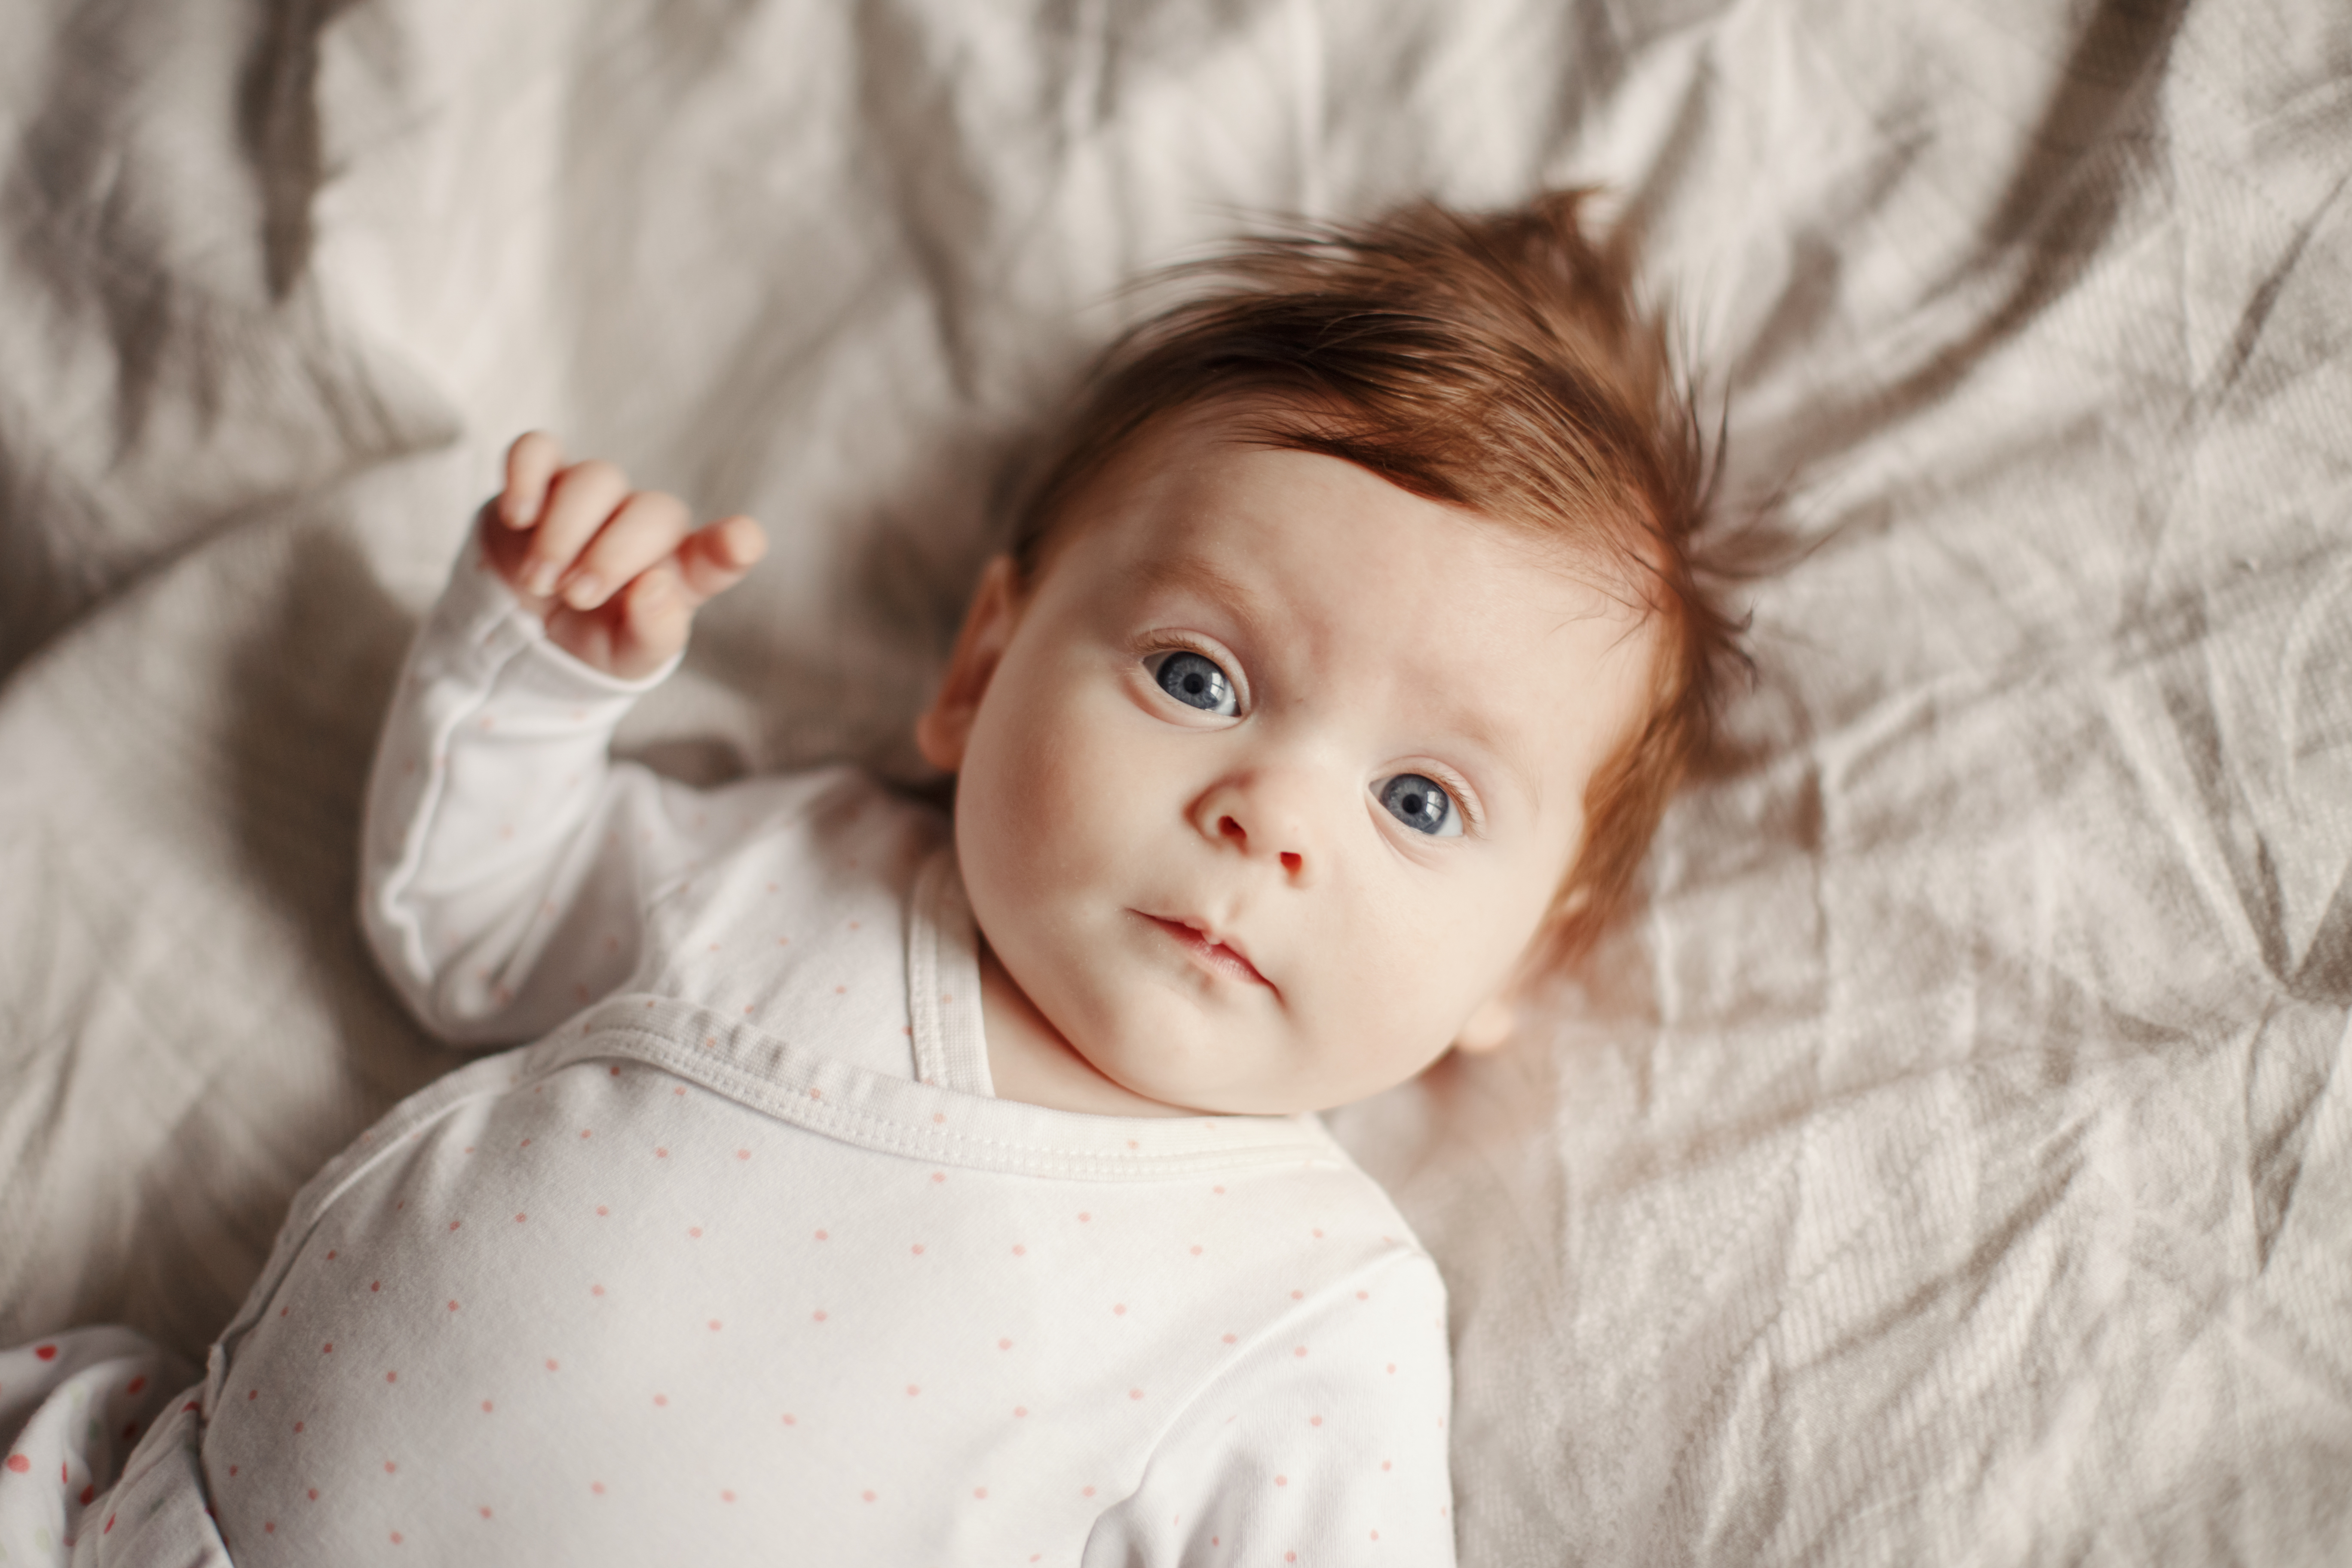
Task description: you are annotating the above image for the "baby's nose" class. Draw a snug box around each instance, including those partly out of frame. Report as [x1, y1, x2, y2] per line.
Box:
[1203, 780, 1316, 885]
[1216, 813, 1307, 878]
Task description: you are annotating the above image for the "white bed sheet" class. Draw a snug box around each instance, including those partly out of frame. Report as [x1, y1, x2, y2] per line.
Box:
[2, 1, 2347, 1562]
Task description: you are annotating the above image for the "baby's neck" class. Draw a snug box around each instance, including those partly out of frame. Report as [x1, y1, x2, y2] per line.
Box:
[977, 944, 1198, 1118]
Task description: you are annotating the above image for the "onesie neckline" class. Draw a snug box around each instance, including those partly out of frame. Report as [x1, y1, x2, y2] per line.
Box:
[528, 849, 1344, 1183]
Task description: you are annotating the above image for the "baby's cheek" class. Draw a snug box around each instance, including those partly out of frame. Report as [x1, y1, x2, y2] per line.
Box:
[1323, 884, 1504, 1086]
[956, 676, 1132, 975]
[1317, 959, 1442, 1096]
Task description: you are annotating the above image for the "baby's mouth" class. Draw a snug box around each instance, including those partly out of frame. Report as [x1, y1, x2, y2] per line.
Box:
[1137, 913, 1272, 990]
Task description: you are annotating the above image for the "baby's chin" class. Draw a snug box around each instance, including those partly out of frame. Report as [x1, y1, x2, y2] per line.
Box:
[1032, 952, 1461, 1117]
[1057, 1012, 1335, 1119]
[1054, 972, 1279, 1098]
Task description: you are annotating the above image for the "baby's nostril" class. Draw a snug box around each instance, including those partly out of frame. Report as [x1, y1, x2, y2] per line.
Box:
[1220, 815, 1246, 843]
[1280, 851, 1302, 874]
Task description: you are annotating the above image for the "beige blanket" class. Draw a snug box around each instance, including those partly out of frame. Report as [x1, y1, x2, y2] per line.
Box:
[3, 1, 2347, 1561]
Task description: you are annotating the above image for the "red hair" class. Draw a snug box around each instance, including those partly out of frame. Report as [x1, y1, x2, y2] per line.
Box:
[1008, 191, 1743, 962]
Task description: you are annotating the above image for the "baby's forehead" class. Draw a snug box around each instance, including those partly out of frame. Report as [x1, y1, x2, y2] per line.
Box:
[1067, 398, 1655, 625]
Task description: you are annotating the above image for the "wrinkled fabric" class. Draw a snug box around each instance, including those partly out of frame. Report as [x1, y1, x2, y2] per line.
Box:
[0, 1328, 196, 1564]
[0, 1, 2346, 1565]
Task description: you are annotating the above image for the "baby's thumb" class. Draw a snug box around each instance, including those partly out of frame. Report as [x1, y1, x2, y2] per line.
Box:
[675, 516, 767, 607]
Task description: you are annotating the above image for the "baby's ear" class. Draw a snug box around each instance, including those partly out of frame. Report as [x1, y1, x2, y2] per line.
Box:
[1452, 993, 1518, 1054]
[1452, 929, 1564, 1054]
[915, 556, 1023, 772]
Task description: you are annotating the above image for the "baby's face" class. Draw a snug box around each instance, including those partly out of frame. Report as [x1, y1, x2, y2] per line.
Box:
[933, 404, 1659, 1116]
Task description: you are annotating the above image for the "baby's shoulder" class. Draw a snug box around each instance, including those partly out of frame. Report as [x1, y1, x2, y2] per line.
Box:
[658, 763, 949, 906]
[625, 763, 948, 1047]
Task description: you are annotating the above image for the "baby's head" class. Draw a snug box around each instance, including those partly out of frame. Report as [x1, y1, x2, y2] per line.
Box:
[918, 191, 1737, 1117]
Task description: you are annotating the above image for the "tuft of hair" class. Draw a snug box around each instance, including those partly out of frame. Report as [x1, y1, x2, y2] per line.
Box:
[1009, 190, 1746, 965]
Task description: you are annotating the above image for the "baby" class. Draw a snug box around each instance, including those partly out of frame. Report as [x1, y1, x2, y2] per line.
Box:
[99, 193, 1728, 1565]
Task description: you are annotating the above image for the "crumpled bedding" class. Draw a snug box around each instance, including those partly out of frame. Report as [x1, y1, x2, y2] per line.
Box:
[1, 1, 2347, 1563]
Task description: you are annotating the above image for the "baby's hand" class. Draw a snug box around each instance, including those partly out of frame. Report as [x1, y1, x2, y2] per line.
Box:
[481, 432, 767, 680]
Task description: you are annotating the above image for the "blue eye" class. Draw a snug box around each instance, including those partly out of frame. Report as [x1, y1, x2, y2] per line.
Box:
[1152, 650, 1237, 716]
[1378, 773, 1460, 836]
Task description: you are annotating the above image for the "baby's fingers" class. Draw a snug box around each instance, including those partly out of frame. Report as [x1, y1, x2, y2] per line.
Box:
[583, 520, 761, 679]
[500, 432, 564, 529]
[524, 460, 631, 597]
[556, 490, 691, 610]
[672, 516, 769, 609]
[541, 514, 764, 680]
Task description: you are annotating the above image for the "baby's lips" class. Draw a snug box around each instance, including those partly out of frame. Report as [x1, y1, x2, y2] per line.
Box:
[1142, 911, 1273, 989]
[1201, 931, 1268, 985]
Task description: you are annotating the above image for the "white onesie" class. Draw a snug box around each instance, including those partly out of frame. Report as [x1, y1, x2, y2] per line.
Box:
[163, 548, 1457, 1565]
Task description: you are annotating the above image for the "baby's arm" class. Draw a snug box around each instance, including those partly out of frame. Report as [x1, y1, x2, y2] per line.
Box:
[360, 433, 766, 1044]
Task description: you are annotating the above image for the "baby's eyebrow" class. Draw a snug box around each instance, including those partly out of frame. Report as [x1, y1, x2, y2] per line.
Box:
[1127, 551, 1263, 614]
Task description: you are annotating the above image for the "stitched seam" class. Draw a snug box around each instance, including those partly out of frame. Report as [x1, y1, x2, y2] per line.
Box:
[537, 1019, 1334, 1181]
